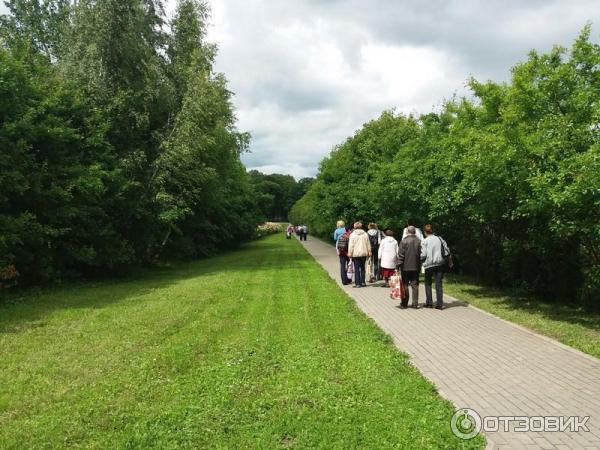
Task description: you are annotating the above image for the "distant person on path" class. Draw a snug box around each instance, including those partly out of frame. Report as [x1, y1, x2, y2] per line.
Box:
[333, 220, 346, 242]
[421, 224, 450, 309]
[367, 223, 384, 281]
[378, 229, 399, 288]
[398, 225, 422, 308]
[348, 222, 371, 288]
[402, 222, 424, 241]
[300, 225, 308, 241]
[336, 227, 352, 285]
[286, 224, 294, 239]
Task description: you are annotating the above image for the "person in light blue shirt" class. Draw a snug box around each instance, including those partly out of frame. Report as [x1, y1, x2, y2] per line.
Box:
[333, 220, 346, 242]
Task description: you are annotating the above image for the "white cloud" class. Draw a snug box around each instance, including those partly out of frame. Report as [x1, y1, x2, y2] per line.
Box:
[3, 1, 597, 179]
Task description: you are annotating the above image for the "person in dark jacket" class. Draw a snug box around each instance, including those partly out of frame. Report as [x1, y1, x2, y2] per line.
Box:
[398, 225, 422, 308]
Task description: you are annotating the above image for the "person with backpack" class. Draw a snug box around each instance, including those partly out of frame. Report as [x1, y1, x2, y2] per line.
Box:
[333, 220, 346, 242]
[398, 225, 422, 308]
[348, 222, 371, 288]
[336, 227, 352, 285]
[420, 224, 451, 309]
[367, 223, 384, 282]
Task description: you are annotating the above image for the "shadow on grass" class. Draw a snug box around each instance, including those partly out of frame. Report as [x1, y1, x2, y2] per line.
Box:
[446, 275, 600, 331]
[0, 236, 310, 333]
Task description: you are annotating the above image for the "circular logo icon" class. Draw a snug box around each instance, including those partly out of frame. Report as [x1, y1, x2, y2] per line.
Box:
[451, 408, 482, 440]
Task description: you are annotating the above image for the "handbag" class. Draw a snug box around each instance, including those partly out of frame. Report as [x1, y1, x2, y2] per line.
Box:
[439, 236, 454, 270]
[366, 256, 375, 282]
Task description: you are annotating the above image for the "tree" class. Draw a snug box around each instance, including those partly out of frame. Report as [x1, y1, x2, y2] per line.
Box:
[0, 0, 261, 286]
[290, 27, 600, 309]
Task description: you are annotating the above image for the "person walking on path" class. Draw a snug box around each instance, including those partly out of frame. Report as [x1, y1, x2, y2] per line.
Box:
[398, 225, 422, 308]
[300, 225, 308, 241]
[402, 222, 424, 241]
[348, 222, 371, 288]
[333, 220, 346, 242]
[286, 224, 294, 239]
[421, 224, 450, 309]
[378, 229, 399, 288]
[367, 223, 384, 282]
[336, 227, 351, 285]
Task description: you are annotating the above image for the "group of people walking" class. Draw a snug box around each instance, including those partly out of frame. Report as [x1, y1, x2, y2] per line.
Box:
[288, 224, 308, 241]
[333, 221, 452, 310]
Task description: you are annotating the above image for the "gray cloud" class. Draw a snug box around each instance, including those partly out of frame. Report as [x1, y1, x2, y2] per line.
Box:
[4, 2, 596, 179]
[199, 0, 597, 178]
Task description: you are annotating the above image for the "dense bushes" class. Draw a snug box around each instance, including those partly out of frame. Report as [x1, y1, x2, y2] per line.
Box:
[0, 0, 261, 286]
[290, 27, 600, 308]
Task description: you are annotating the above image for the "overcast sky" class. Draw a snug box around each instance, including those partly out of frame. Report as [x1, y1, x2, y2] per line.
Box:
[2, 1, 597, 179]
[193, 0, 599, 179]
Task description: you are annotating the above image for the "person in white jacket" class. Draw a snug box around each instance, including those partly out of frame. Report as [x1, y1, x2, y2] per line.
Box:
[378, 230, 399, 287]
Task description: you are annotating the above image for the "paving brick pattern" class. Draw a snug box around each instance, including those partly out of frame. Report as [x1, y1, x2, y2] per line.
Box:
[299, 237, 600, 449]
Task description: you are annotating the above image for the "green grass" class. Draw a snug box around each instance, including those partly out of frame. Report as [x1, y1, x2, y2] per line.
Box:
[445, 275, 600, 359]
[0, 235, 483, 449]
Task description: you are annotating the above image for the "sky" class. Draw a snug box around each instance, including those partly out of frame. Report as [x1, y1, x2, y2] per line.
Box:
[192, 0, 598, 179]
[2, 1, 598, 179]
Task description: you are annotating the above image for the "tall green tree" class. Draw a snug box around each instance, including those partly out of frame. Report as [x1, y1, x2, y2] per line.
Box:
[0, 0, 261, 286]
[291, 26, 600, 308]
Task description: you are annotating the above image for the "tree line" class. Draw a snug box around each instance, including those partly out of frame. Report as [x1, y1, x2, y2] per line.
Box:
[249, 171, 313, 222]
[0, 0, 262, 287]
[290, 27, 600, 308]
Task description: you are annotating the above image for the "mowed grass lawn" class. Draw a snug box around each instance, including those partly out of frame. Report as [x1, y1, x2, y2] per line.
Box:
[0, 235, 484, 449]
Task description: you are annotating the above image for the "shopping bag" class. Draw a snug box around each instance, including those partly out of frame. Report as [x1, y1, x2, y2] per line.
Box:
[389, 271, 403, 300]
[390, 271, 408, 300]
[346, 259, 354, 282]
[366, 256, 375, 282]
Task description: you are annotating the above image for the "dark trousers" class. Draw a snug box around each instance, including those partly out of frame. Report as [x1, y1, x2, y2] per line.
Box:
[401, 270, 420, 307]
[300, 232, 307, 241]
[353, 257, 367, 286]
[339, 255, 350, 284]
[371, 245, 380, 279]
[424, 265, 444, 307]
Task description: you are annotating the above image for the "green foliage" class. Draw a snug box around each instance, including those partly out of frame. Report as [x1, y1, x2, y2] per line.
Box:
[0, 0, 261, 285]
[249, 170, 313, 221]
[291, 26, 600, 308]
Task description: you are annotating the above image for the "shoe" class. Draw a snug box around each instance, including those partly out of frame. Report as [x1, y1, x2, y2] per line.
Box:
[411, 305, 420, 309]
[399, 305, 408, 309]
[424, 304, 433, 308]
[353, 285, 361, 288]
[361, 283, 367, 287]
[382, 284, 389, 288]
[435, 305, 444, 310]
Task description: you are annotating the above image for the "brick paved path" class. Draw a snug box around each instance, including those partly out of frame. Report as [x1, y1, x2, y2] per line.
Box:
[299, 237, 600, 450]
